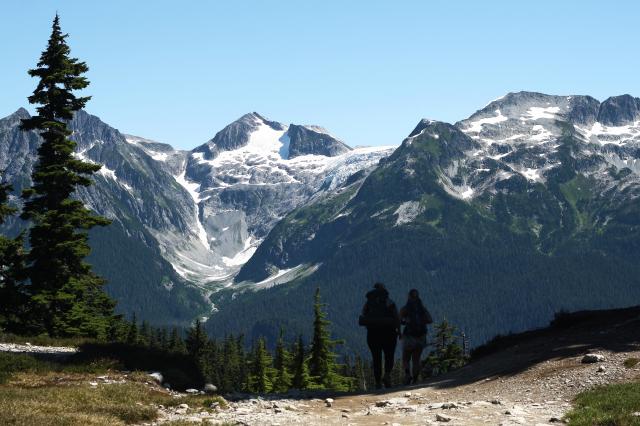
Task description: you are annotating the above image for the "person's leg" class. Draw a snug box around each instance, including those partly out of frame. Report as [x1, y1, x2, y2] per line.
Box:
[367, 333, 383, 388]
[402, 345, 412, 385]
[411, 347, 423, 383]
[382, 333, 397, 388]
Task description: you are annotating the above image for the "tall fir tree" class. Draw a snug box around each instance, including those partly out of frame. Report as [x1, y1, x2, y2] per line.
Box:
[291, 335, 310, 390]
[126, 312, 138, 345]
[185, 319, 208, 363]
[308, 287, 348, 390]
[20, 14, 114, 337]
[272, 329, 292, 393]
[0, 181, 28, 333]
[248, 337, 273, 393]
[168, 326, 186, 354]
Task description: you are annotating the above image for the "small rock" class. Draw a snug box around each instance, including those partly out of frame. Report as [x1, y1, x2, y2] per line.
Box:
[404, 392, 412, 397]
[148, 372, 163, 384]
[549, 418, 564, 423]
[597, 366, 606, 373]
[89, 382, 98, 386]
[274, 407, 283, 414]
[582, 353, 606, 363]
[325, 398, 334, 407]
[185, 388, 199, 394]
[632, 412, 640, 417]
[442, 402, 458, 409]
[436, 414, 452, 422]
[341, 409, 351, 413]
[174, 403, 189, 415]
[490, 399, 502, 405]
[204, 383, 218, 393]
[341, 413, 349, 418]
[376, 400, 391, 407]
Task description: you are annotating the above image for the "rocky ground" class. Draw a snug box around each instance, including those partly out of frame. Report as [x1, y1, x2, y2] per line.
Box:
[0, 342, 77, 355]
[148, 308, 640, 425]
[147, 347, 639, 425]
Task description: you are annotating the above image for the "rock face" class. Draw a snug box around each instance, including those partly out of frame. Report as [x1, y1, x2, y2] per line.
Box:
[287, 124, 351, 158]
[0, 108, 392, 324]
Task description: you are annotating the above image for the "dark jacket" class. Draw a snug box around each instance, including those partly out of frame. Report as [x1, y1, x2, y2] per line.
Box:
[360, 288, 400, 335]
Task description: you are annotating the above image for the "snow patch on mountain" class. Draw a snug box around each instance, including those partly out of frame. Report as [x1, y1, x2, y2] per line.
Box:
[464, 109, 508, 134]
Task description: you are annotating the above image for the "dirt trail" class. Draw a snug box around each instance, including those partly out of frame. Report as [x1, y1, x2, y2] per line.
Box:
[156, 307, 640, 425]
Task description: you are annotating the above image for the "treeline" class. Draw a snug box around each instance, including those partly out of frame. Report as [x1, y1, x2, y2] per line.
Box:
[105, 288, 370, 393]
[104, 298, 468, 393]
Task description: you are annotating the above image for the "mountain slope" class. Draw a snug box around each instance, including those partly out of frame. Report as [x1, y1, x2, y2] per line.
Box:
[0, 109, 209, 325]
[207, 92, 640, 353]
[0, 108, 393, 325]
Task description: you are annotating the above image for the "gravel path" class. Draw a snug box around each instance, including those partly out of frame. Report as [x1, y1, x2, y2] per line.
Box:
[0, 342, 77, 355]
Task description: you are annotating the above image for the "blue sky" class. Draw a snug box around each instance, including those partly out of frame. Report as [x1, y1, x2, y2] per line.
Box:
[2, 1, 639, 149]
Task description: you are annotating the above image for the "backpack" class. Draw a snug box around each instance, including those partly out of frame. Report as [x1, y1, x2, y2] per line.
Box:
[403, 303, 428, 337]
[359, 290, 396, 327]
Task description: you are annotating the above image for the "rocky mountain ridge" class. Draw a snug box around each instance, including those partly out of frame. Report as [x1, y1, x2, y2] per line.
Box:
[0, 108, 393, 323]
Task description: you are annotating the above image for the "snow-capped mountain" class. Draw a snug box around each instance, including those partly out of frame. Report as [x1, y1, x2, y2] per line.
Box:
[445, 92, 640, 200]
[211, 91, 640, 351]
[0, 108, 393, 323]
[143, 112, 393, 285]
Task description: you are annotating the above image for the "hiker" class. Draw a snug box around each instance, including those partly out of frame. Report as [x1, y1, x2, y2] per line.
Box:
[359, 283, 400, 389]
[399, 288, 433, 385]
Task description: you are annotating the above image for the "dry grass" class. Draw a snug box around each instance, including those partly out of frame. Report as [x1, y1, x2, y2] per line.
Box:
[0, 352, 226, 425]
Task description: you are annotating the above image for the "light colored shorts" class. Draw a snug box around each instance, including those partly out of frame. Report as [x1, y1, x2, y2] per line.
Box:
[402, 334, 427, 352]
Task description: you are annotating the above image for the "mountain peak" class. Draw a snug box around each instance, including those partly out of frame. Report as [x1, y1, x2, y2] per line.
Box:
[597, 95, 640, 126]
[13, 107, 30, 118]
[287, 124, 351, 158]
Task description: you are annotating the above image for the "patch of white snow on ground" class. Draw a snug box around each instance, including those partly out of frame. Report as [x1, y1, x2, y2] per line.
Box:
[151, 152, 169, 161]
[394, 201, 424, 226]
[465, 109, 509, 133]
[174, 171, 209, 248]
[521, 106, 560, 121]
[222, 237, 258, 267]
[98, 165, 117, 181]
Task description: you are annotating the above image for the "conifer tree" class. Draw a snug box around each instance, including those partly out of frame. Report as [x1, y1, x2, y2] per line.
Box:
[0, 181, 28, 333]
[308, 287, 348, 390]
[291, 334, 310, 390]
[353, 355, 367, 391]
[168, 327, 186, 354]
[185, 319, 208, 362]
[20, 14, 114, 337]
[221, 335, 241, 392]
[236, 335, 248, 391]
[424, 319, 466, 376]
[272, 329, 292, 393]
[126, 313, 138, 345]
[139, 320, 151, 347]
[248, 337, 273, 393]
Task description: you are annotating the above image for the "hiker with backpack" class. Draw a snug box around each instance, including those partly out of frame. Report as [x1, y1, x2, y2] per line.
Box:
[399, 288, 433, 385]
[359, 283, 400, 389]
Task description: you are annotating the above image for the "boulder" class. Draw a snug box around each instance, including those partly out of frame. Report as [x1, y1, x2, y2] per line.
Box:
[148, 372, 163, 384]
[204, 383, 218, 394]
[582, 354, 606, 363]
